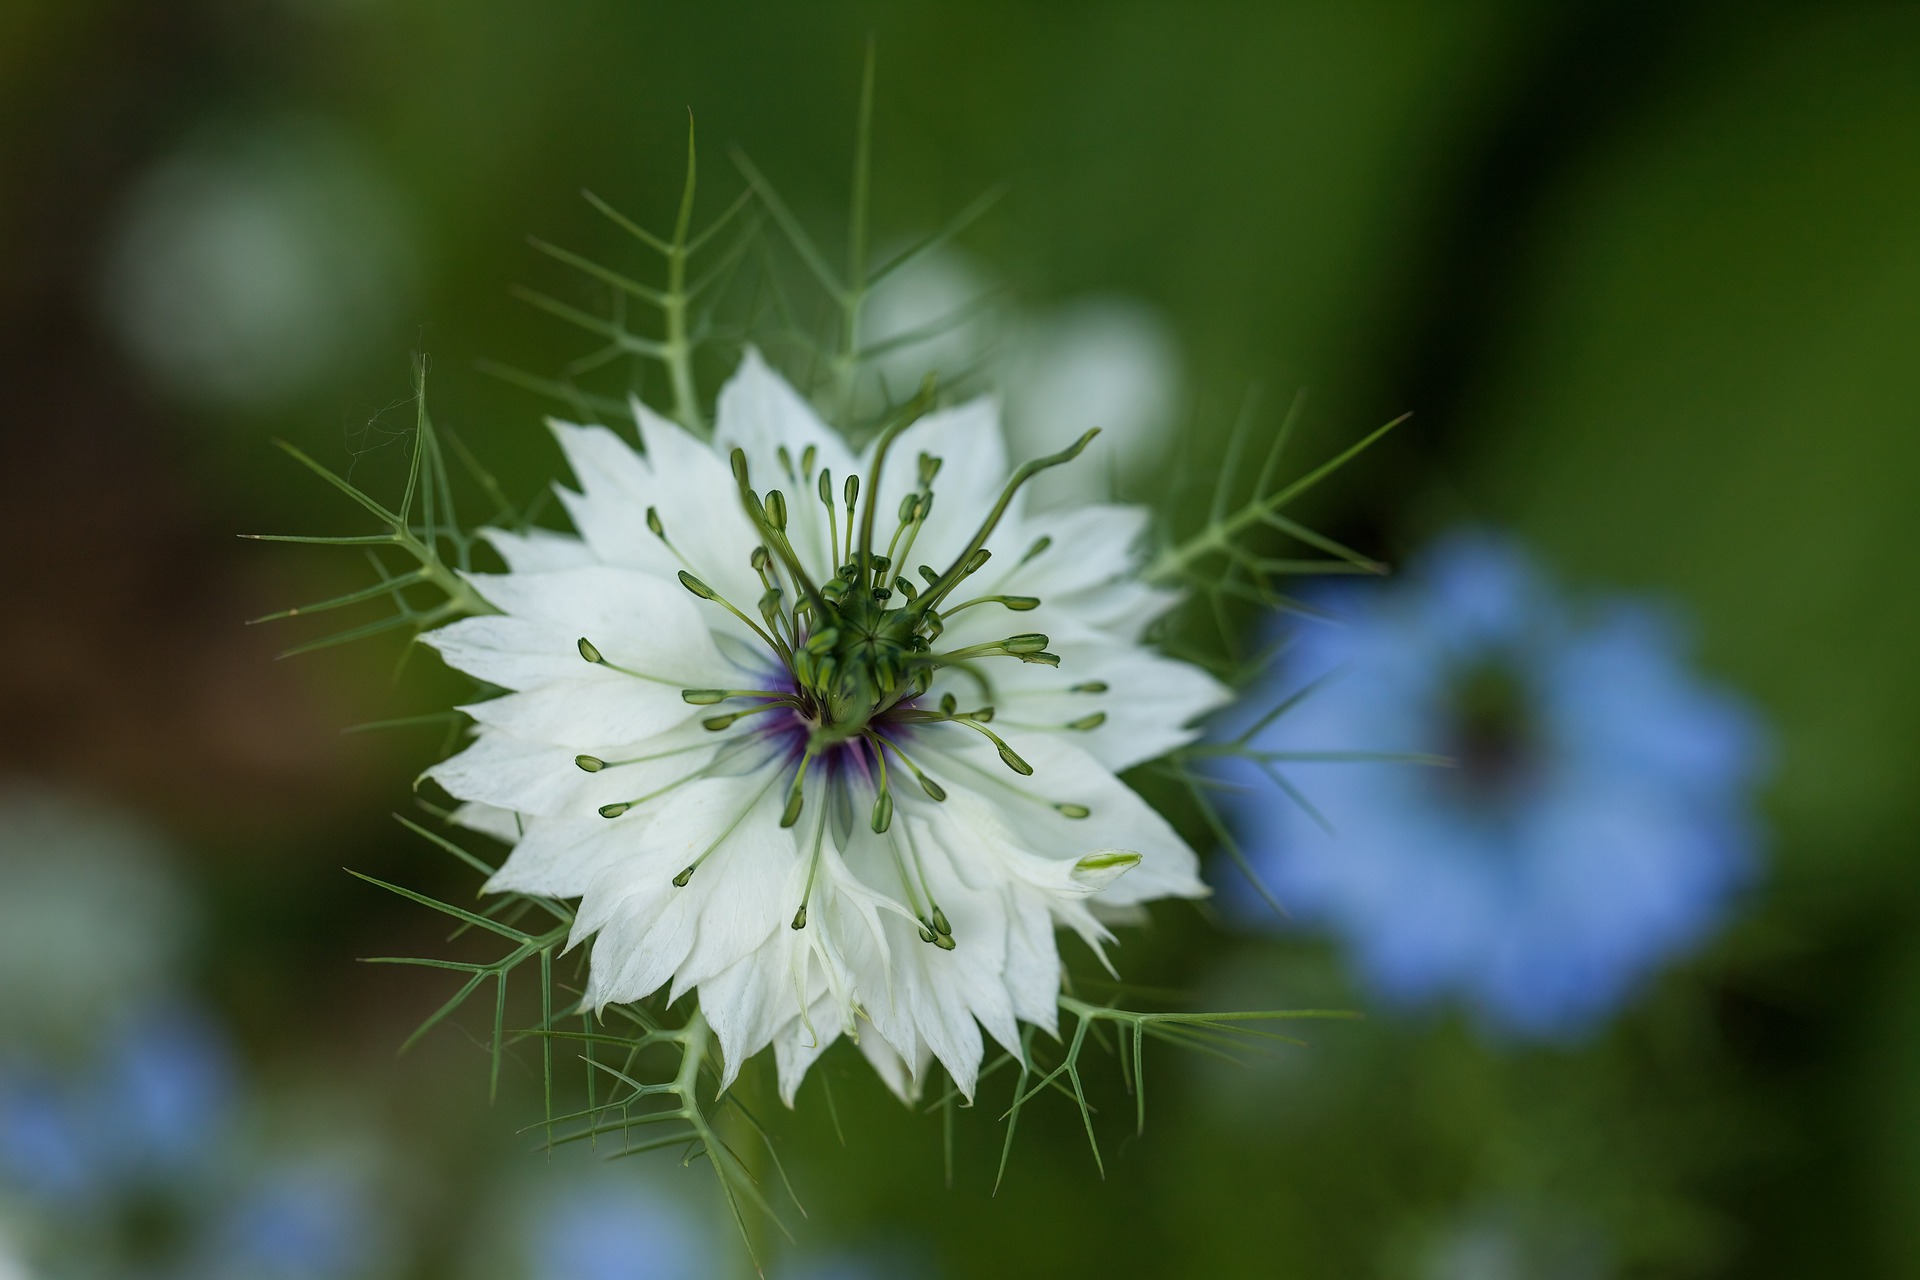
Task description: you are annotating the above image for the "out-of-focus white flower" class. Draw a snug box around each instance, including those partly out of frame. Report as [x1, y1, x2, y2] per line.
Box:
[1420, 1202, 1612, 1280]
[856, 249, 1185, 510]
[99, 119, 414, 408]
[424, 352, 1226, 1102]
[860, 249, 994, 412]
[1003, 298, 1184, 509]
[0, 785, 191, 1050]
[0, 1222, 34, 1280]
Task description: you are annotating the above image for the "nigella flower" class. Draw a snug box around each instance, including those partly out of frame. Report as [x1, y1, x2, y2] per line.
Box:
[1222, 531, 1765, 1037]
[424, 351, 1227, 1101]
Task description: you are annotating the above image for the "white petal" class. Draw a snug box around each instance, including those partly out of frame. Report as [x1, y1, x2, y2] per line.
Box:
[700, 938, 806, 1093]
[772, 998, 844, 1106]
[458, 565, 735, 686]
[856, 1026, 925, 1104]
[549, 415, 763, 613]
[450, 801, 523, 843]
[426, 732, 592, 817]
[488, 814, 654, 899]
[583, 768, 794, 1009]
[980, 639, 1231, 772]
[461, 679, 699, 751]
[867, 397, 1010, 573]
[910, 727, 1208, 907]
[479, 526, 596, 573]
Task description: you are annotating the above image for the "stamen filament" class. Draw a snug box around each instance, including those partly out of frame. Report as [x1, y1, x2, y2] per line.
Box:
[792, 801, 829, 930]
[911, 428, 1098, 620]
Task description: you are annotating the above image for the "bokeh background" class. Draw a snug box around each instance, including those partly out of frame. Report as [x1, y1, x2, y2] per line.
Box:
[4, 2, 1919, 1276]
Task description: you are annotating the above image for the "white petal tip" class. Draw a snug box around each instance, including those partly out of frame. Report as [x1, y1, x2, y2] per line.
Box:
[1071, 849, 1142, 891]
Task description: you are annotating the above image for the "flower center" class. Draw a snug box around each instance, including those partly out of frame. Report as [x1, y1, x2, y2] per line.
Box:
[1442, 659, 1536, 797]
[572, 403, 1110, 948]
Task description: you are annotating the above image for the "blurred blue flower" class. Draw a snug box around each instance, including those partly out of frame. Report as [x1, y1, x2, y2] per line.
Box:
[528, 1181, 710, 1280]
[1220, 530, 1767, 1037]
[0, 1005, 232, 1206]
[199, 1162, 378, 1280]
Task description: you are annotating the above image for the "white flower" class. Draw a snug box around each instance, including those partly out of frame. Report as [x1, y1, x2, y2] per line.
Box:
[422, 351, 1228, 1103]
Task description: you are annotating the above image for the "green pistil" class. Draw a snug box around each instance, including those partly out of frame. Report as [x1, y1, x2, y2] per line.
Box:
[781, 748, 816, 828]
[575, 635, 676, 684]
[677, 569, 790, 658]
[573, 739, 714, 774]
[873, 731, 947, 802]
[869, 742, 896, 833]
[682, 688, 787, 705]
[792, 803, 829, 930]
[943, 594, 1040, 615]
[701, 701, 792, 731]
[818, 469, 839, 569]
[910, 429, 1097, 621]
[669, 765, 785, 887]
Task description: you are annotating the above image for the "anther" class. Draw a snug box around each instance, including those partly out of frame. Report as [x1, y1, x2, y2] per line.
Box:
[598, 802, 631, 819]
[895, 576, 919, 602]
[646, 507, 665, 539]
[1067, 712, 1107, 731]
[682, 689, 728, 704]
[729, 447, 752, 489]
[677, 570, 715, 600]
[918, 923, 938, 944]
[764, 489, 788, 531]
[577, 636, 604, 664]
[1002, 596, 1041, 611]
[1003, 633, 1050, 654]
[843, 473, 859, 508]
[780, 755, 813, 829]
[918, 452, 943, 486]
[870, 789, 894, 834]
[1055, 802, 1091, 819]
[672, 865, 695, 887]
[776, 444, 795, 480]
[1072, 681, 1109, 694]
[790, 904, 808, 930]
[575, 754, 606, 772]
[1019, 535, 1052, 565]
[800, 444, 817, 476]
[939, 693, 958, 715]
[919, 775, 947, 802]
[996, 743, 1033, 776]
[702, 713, 744, 731]
[1018, 652, 1062, 667]
[931, 907, 952, 936]
[750, 545, 771, 573]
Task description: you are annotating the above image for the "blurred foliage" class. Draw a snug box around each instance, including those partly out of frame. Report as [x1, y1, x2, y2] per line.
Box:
[5, 2, 1920, 1278]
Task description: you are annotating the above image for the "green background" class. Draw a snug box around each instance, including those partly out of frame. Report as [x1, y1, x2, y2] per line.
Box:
[3, 3, 1918, 1276]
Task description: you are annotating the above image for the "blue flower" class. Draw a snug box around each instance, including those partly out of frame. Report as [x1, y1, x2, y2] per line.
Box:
[527, 1181, 712, 1280]
[200, 1162, 379, 1280]
[0, 1004, 233, 1206]
[1220, 530, 1767, 1037]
